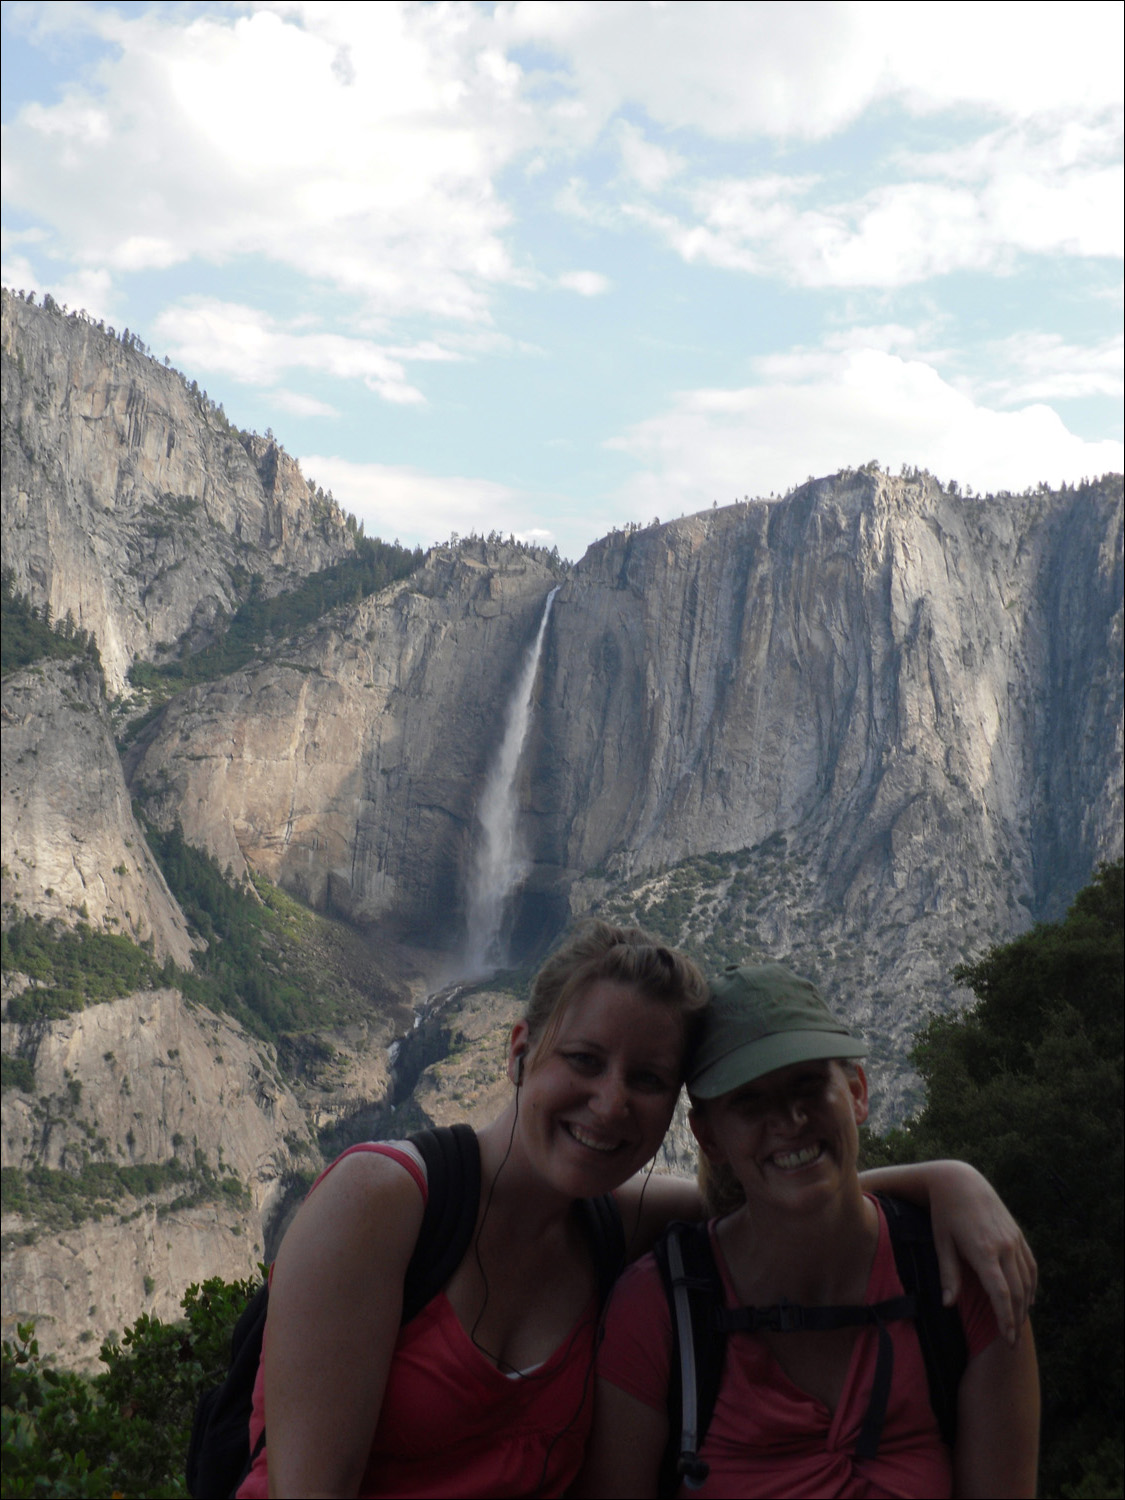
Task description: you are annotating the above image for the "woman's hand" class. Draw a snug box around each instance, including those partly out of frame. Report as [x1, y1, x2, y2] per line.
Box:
[859, 1160, 1036, 1344]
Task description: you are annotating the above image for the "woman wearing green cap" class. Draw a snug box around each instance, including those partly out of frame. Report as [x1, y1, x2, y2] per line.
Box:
[579, 963, 1040, 1498]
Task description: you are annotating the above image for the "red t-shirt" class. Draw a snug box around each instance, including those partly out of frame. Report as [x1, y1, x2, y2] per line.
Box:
[237, 1142, 597, 1499]
[597, 1199, 999, 1499]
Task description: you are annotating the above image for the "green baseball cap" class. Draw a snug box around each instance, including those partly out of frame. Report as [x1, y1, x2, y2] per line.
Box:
[688, 962, 866, 1099]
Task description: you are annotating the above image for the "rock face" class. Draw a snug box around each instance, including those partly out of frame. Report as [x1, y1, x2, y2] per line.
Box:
[1, 658, 195, 965]
[1, 291, 356, 694]
[126, 473, 1123, 1112]
[541, 474, 1123, 911]
[1, 989, 312, 1364]
[128, 544, 562, 941]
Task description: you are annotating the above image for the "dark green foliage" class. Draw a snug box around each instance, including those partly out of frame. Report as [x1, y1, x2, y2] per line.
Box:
[142, 819, 348, 1041]
[137, 816, 409, 1051]
[1, 917, 162, 1022]
[4, 823, 403, 1065]
[0, 1055, 35, 1093]
[601, 842, 783, 976]
[879, 860, 1123, 1499]
[1, 1272, 263, 1498]
[1, 1154, 249, 1236]
[129, 535, 423, 692]
[0, 572, 101, 678]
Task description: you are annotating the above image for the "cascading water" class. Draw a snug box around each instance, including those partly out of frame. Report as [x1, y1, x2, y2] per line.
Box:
[463, 587, 559, 975]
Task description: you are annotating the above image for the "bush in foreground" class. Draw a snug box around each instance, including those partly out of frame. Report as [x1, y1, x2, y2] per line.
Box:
[1, 1273, 262, 1499]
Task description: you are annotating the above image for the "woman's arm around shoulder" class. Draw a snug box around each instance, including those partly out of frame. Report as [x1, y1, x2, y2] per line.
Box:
[264, 1150, 427, 1499]
[859, 1159, 1037, 1343]
[953, 1320, 1040, 1498]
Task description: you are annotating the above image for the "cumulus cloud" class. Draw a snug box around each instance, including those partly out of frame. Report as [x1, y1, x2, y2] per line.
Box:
[630, 111, 1123, 288]
[6, 2, 1119, 320]
[2, 3, 529, 322]
[0, 240, 118, 323]
[557, 270, 611, 296]
[615, 119, 684, 190]
[976, 332, 1124, 405]
[270, 389, 341, 419]
[151, 300, 462, 404]
[297, 455, 562, 551]
[500, 1, 1123, 141]
[609, 343, 1124, 516]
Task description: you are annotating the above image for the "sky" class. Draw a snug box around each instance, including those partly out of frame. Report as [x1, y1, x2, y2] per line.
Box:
[2, 1, 1122, 560]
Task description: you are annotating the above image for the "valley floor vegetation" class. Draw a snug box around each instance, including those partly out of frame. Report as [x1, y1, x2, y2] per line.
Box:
[1, 861, 1120, 1498]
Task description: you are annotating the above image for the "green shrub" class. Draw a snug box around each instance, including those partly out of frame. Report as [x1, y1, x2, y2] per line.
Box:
[0, 1055, 35, 1093]
[1, 1272, 263, 1498]
[126, 535, 423, 693]
[869, 860, 1124, 1499]
[0, 571, 101, 679]
[1, 917, 162, 1022]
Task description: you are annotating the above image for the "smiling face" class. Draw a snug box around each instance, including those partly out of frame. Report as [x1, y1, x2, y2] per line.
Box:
[509, 978, 686, 1200]
[689, 1058, 869, 1217]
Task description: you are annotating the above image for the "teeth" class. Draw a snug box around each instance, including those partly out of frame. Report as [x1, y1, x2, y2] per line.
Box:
[772, 1144, 823, 1169]
[566, 1123, 619, 1153]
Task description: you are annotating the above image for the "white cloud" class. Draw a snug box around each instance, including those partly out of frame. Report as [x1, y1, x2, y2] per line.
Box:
[557, 270, 610, 296]
[7, 1, 1119, 325]
[609, 343, 1124, 515]
[297, 454, 561, 551]
[501, 1, 1123, 141]
[2, 3, 530, 322]
[977, 332, 1124, 405]
[658, 114, 1123, 288]
[0, 246, 118, 323]
[270, 389, 341, 419]
[615, 120, 683, 191]
[0, 252, 40, 297]
[153, 300, 441, 404]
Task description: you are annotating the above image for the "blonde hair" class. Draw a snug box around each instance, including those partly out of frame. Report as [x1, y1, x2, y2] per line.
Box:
[524, 919, 707, 1072]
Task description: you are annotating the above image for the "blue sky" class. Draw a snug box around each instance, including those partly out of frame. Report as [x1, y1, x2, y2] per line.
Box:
[3, 1, 1122, 558]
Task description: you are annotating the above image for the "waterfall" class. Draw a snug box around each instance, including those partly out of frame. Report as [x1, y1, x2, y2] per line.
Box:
[463, 587, 559, 975]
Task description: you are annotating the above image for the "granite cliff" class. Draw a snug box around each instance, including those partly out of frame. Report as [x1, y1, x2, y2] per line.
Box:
[1, 291, 355, 695]
[126, 472, 1123, 1103]
[2, 657, 194, 965]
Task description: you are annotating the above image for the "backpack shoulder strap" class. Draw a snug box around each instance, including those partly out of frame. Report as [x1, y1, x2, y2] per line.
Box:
[876, 1193, 968, 1448]
[185, 1278, 269, 1498]
[654, 1221, 726, 1496]
[403, 1123, 480, 1323]
[577, 1192, 627, 1307]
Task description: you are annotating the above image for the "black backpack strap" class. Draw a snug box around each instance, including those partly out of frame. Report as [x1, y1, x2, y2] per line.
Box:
[876, 1194, 968, 1449]
[403, 1123, 481, 1321]
[186, 1278, 270, 1498]
[654, 1222, 727, 1496]
[577, 1192, 627, 1308]
[718, 1293, 917, 1462]
[720, 1295, 915, 1334]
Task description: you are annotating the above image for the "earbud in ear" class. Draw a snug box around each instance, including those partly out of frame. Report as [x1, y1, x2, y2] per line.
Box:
[515, 1052, 526, 1085]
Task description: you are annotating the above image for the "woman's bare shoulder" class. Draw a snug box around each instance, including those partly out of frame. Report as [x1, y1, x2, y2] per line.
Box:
[276, 1146, 428, 1279]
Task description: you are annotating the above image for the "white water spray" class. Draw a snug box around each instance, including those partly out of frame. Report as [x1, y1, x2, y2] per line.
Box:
[463, 587, 559, 975]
